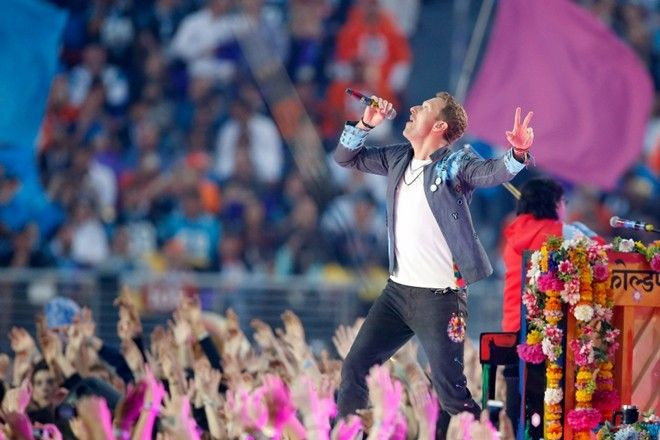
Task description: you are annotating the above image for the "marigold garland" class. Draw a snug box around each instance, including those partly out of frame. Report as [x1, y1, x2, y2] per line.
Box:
[518, 235, 621, 439]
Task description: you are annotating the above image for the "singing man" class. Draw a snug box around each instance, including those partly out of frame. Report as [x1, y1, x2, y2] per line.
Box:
[334, 91, 534, 437]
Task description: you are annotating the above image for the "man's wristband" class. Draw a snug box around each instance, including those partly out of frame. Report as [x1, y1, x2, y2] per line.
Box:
[513, 148, 528, 161]
[360, 117, 375, 130]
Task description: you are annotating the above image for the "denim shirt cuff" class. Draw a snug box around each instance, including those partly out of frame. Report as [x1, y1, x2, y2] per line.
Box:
[339, 122, 369, 150]
[503, 148, 531, 174]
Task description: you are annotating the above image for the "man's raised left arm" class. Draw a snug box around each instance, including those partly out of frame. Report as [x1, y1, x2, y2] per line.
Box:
[459, 107, 534, 188]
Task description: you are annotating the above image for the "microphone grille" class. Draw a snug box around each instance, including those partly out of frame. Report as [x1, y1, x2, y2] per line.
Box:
[386, 107, 397, 120]
[609, 216, 620, 227]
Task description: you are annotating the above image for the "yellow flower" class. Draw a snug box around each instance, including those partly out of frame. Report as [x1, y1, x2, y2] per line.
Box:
[577, 371, 592, 384]
[634, 241, 646, 252]
[541, 246, 549, 272]
[527, 331, 543, 344]
[576, 389, 593, 402]
[545, 412, 561, 421]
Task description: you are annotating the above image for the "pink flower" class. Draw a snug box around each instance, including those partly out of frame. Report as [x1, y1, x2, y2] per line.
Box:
[567, 408, 601, 430]
[592, 390, 620, 413]
[542, 338, 559, 361]
[607, 342, 620, 357]
[545, 325, 563, 344]
[569, 339, 594, 366]
[594, 305, 613, 322]
[517, 343, 545, 364]
[522, 292, 541, 317]
[560, 289, 580, 306]
[604, 329, 620, 343]
[593, 264, 610, 281]
[558, 260, 574, 274]
[567, 278, 580, 293]
[651, 255, 660, 272]
[537, 273, 564, 292]
[543, 308, 563, 322]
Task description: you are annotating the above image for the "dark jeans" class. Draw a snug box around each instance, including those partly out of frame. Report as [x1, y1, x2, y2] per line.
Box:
[504, 363, 521, 436]
[337, 279, 480, 438]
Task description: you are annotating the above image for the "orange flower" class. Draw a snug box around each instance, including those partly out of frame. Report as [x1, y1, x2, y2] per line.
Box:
[545, 403, 563, 414]
[546, 422, 562, 434]
[546, 289, 560, 298]
[546, 297, 561, 310]
[574, 431, 591, 440]
[547, 364, 563, 381]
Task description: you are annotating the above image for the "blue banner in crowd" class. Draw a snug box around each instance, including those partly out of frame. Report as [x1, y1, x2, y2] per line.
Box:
[0, 0, 67, 182]
[0, 0, 67, 238]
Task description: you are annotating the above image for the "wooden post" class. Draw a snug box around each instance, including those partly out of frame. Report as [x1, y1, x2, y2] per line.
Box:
[613, 305, 635, 405]
[562, 251, 658, 437]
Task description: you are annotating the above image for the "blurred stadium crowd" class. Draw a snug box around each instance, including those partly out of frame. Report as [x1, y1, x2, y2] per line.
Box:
[0, 0, 657, 283]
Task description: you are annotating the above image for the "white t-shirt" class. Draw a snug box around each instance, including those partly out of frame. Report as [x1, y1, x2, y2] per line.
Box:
[72, 219, 110, 266]
[390, 158, 457, 289]
[170, 9, 238, 81]
[214, 114, 284, 183]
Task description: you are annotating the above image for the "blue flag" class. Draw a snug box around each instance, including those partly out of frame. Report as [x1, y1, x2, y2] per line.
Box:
[0, 0, 67, 183]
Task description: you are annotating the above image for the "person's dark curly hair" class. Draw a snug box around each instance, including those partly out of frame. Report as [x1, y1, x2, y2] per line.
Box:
[516, 178, 564, 220]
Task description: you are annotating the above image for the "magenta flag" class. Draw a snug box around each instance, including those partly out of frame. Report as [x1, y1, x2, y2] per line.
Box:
[465, 0, 653, 190]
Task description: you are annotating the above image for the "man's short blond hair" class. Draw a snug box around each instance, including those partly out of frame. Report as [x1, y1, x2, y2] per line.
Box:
[436, 92, 468, 144]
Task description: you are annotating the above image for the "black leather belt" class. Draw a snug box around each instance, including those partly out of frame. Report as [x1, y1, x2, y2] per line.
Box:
[431, 287, 461, 295]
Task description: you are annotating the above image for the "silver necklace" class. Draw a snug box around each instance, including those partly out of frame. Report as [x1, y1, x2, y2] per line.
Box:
[403, 161, 426, 185]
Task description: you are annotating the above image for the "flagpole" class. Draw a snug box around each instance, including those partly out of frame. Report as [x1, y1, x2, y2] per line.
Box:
[453, 0, 521, 200]
[454, 0, 495, 103]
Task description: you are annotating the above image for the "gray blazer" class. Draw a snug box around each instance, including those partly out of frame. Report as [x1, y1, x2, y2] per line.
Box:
[333, 123, 528, 285]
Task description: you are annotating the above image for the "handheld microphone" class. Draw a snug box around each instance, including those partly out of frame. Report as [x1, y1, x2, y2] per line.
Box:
[345, 88, 397, 120]
[609, 216, 658, 232]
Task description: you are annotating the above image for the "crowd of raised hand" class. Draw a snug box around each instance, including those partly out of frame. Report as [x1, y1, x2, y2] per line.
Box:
[0, 292, 515, 439]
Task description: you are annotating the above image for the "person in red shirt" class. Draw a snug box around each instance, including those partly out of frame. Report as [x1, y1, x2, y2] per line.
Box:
[501, 179, 563, 332]
[501, 177, 601, 437]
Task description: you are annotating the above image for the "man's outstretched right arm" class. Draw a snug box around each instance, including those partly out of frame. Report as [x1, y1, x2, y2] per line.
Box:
[333, 122, 390, 176]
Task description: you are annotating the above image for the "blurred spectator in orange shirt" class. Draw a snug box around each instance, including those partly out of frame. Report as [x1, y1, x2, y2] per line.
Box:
[334, 0, 411, 99]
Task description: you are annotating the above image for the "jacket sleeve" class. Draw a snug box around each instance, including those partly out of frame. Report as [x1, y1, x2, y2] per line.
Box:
[332, 122, 390, 176]
[199, 335, 223, 372]
[98, 343, 135, 384]
[458, 148, 529, 188]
